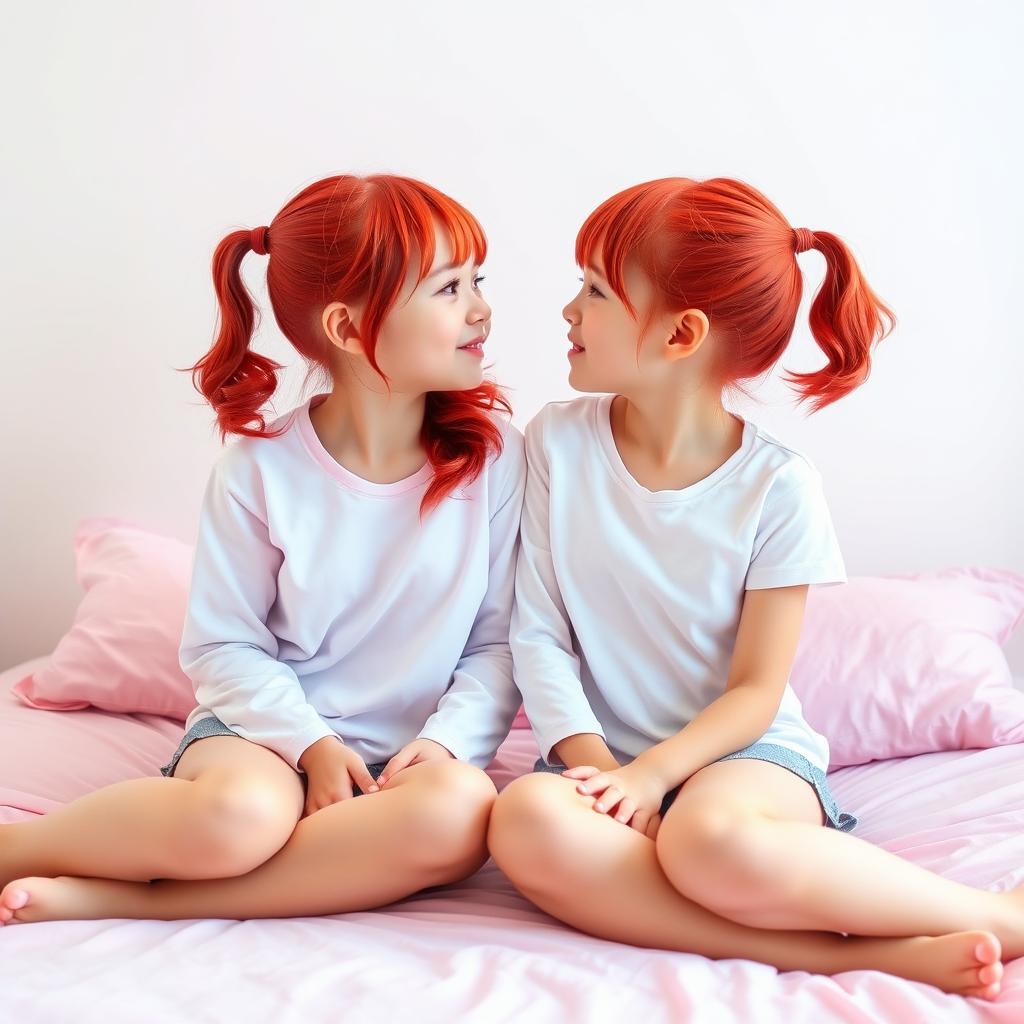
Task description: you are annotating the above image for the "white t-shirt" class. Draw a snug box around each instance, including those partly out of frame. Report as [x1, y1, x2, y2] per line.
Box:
[511, 394, 847, 773]
[179, 392, 526, 773]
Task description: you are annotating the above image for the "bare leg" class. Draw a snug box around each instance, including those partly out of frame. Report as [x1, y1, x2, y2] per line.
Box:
[1, 736, 307, 885]
[653, 758, 1024, 957]
[0, 780, 195, 883]
[485, 774, 1004, 1000]
[0, 760, 494, 923]
[662, 811, 1023, 943]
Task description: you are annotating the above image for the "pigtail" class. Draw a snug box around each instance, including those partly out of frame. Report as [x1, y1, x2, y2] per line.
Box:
[781, 230, 897, 414]
[576, 177, 897, 417]
[177, 174, 510, 517]
[182, 228, 287, 442]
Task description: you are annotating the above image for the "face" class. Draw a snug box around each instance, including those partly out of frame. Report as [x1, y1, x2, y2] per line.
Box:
[562, 250, 710, 395]
[322, 223, 492, 394]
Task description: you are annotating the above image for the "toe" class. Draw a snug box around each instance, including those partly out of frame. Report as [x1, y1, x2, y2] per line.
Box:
[978, 962, 1003, 986]
[3, 887, 30, 910]
[965, 981, 1002, 1001]
[975, 935, 1001, 964]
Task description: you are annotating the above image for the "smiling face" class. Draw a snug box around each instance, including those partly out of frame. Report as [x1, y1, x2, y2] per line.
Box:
[322, 222, 492, 394]
[562, 249, 712, 396]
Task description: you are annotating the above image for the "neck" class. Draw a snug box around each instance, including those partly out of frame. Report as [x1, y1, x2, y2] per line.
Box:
[615, 381, 736, 467]
[310, 368, 428, 476]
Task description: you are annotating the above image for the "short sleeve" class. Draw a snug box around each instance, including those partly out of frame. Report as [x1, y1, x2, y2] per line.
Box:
[744, 467, 848, 590]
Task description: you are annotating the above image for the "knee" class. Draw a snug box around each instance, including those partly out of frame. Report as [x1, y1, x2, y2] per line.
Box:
[182, 780, 301, 878]
[487, 774, 579, 893]
[655, 803, 777, 909]
[402, 761, 498, 881]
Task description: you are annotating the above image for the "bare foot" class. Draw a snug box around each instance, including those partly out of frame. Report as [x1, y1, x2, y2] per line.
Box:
[0, 878, 1006, 1001]
[1, 876, 147, 925]
[874, 931, 1003, 1000]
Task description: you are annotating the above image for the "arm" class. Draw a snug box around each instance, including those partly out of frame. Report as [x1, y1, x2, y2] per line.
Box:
[553, 733, 621, 773]
[415, 425, 528, 768]
[179, 458, 338, 774]
[635, 584, 810, 791]
[509, 412, 614, 768]
[636, 466, 845, 791]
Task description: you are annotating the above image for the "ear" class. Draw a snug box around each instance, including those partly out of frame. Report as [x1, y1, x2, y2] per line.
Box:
[321, 301, 364, 356]
[665, 308, 710, 360]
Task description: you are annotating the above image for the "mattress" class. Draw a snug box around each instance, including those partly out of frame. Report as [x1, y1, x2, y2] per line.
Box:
[2, 655, 1022, 1023]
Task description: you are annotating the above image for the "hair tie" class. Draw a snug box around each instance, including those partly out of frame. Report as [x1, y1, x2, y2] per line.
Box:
[793, 227, 815, 254]
[249, 225, 270, 256]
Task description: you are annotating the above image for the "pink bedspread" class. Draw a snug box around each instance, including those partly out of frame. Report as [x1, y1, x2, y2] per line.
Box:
[2, 654, 1023, 1022]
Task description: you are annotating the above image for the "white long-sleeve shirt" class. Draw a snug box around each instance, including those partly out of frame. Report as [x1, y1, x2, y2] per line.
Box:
[511, 395, 848, 773]
[179, 391, 526, 773]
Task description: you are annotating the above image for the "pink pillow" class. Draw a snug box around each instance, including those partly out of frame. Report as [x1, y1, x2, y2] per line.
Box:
[789, 568, 1024, 768]
[12, 517, 198, 720]
[17, 515, 1024, 773]
[512, 568, 1024, 767]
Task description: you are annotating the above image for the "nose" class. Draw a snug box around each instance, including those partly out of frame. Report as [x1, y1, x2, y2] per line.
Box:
[563, 302, 580, 325]
[470, 293, 491, 324]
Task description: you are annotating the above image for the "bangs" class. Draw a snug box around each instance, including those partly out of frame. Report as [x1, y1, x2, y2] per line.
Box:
[575, 178, 686, 319]
[370, 175, 487, 292]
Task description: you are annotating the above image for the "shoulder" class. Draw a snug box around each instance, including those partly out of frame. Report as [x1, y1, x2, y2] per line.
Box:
[490, 407, 524, 447]
[205, 406, 303, 512]
[524, 396, 601, 450]
[747, 420, 825, 496]
[743, 424, 841, 545]
[481, 409, 526, 500]
[490, 409, 525, 468]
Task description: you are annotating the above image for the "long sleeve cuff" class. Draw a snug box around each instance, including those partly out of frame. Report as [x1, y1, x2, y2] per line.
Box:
[269, 719, 339, 774]
[415, 723, 472, 764]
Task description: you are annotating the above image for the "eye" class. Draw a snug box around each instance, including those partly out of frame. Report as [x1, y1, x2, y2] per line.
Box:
[578, 275, 604, 298]
[439, 274, 486, 296]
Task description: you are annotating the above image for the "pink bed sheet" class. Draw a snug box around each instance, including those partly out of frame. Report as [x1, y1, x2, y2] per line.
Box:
[2, 654, 1024, 1023]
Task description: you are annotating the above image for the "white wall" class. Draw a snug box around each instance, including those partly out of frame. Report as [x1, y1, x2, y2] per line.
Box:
[2, 0, 1022, 672]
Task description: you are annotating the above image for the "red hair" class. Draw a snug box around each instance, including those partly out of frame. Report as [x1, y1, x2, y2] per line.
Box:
[576, 177, 896, 413]
[181, 174, 511, 516]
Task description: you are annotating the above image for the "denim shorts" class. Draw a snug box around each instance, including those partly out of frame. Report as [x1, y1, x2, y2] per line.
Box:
[532, 740, 858, 831]
[159, 715, 388, 794]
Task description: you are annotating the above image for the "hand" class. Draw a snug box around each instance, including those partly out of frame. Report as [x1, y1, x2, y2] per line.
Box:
[562, 762, 667, 839]
[299, 736, 380, 818]
[377, 738, 456, 788]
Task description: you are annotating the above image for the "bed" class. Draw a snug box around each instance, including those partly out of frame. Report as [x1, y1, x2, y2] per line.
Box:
[2, 653, 1024, 1023]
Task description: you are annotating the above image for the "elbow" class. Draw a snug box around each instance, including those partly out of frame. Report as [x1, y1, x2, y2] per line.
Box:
[731, 683, 784, 737]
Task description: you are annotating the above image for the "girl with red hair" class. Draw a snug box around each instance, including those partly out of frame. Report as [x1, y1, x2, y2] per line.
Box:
[0, 173, 525, 925]
[489, 177, 1015, 997]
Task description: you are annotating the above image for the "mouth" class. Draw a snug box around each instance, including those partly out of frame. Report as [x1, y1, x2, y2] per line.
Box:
[568, 333, 585, 355]
[458, 335, 486, 353]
